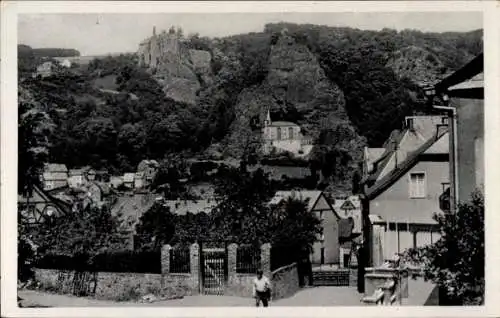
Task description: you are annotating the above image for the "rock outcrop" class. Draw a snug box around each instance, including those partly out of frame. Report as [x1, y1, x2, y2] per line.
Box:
[224, 30, 353, 157]
[137, 28, 212, 105]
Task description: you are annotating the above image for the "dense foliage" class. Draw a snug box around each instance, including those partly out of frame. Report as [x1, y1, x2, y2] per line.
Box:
[36, 250, 161, 273]
[135, 167, 321, 253]
[403, 191, 484, 305]
[28, 205, 129, 259]
[18, 24, 482, 188]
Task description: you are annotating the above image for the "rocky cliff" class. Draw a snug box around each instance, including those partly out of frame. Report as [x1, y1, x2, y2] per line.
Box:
[138, 30, 213, 105]
[224, 31, 359, 158]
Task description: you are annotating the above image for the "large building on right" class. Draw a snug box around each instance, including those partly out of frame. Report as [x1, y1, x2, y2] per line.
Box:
[429, 53, 483, 211]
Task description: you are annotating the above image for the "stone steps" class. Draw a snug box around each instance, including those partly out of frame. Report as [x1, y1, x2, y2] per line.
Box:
[312, 270, 350, 286]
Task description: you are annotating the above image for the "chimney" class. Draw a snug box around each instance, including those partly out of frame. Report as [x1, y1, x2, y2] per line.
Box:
[406, 117, 414, 131]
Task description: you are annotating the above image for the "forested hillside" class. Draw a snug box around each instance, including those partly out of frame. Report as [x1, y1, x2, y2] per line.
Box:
[18, 23, 482, 192]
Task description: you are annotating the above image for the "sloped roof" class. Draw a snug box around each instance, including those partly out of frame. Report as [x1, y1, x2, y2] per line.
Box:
[163, 199, 217, 215]
[434, 53, 483, 93]
[268, 121, 299, 127]
[448, 72, 483, 91]
[68, 169, 84, 176]
[44, 163, 68, 173]
[111, 194, 156, 224]
[42, 172, 68, 181]
[364, 148, 385, 166]
[269, 190, 323, 212]
[364, 116, 447, 184]
[366, 128, 449, 202]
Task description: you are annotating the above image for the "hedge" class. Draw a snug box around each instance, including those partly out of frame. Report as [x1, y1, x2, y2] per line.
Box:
[36, 250, 161, 273]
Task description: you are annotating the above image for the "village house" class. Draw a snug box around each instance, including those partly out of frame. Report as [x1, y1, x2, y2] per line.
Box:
[137, 159, 159, 188]
[262, 110, 313, 157]
[333, 195, 362, 234]
[109, 176, 124, 189]
[361, 116, 450, 266]
[269, 190, 340, 265]
[40, 163, 69, 190]
[32, 61, 56, 78]
[18, 185, 72, 224]
[110, 193, 157, 250]
[427, 53, 484, 212]
[67, 168, 86, 188]
[123, 173, 135, 189]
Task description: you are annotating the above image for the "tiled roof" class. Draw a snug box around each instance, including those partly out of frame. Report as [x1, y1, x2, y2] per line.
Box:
[44, 163, 68, 173]
[111, 194, 156, 226]
[366, 128, 449, 203]
[268, 121, 299, 127]
[163, 199, 218, 215]
[247, 165, 311, 180]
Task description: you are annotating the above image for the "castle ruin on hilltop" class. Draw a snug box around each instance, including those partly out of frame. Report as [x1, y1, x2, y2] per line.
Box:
[137, 26, 188, 70]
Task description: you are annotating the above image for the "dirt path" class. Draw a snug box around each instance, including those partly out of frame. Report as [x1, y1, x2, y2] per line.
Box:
[18, 279, 436, 307]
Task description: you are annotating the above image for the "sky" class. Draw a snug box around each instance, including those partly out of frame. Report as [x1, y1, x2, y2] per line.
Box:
[18, 12, 483, 56]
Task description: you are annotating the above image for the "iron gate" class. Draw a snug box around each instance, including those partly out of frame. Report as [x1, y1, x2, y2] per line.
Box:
[200, 244, 228, 295]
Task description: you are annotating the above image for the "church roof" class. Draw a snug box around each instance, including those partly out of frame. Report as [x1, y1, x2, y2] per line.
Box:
[268, 121, 299, 127]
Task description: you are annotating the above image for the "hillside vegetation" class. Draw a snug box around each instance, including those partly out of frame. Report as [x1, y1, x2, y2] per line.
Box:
[18, 23, 482, 193]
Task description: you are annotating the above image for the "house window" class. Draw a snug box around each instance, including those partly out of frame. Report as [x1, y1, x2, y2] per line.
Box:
[277, 127, 282, 140]
[409, 172, 426, 198]
[320, 247, 325, 265]
[288, 127, 294, 140]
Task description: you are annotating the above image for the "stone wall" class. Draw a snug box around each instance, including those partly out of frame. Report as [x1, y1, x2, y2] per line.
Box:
[226, 274, 255, 297]
[32, 242, 297, 301]
[33, 268, 198, 301]
[271, 263, 300, 300]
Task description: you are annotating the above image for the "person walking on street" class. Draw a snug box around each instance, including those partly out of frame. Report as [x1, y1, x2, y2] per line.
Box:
[253, 269, 271, 307]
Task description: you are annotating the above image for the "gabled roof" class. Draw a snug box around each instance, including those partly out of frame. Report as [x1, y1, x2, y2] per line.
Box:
[365, 128, 449, 201]
[269, 190, 323, 212]
[269, 190, 340, 218]
[363, 116, 447, 184]
[268, 121, 300, 127]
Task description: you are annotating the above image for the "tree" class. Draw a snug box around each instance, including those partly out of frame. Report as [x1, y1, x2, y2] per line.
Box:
[403, 191, 484, 305]
[135, 203, 177, 251]
[269, 197, 321, 253]
[18, 86, 55, 196]
[210, 166, 274, 244]
[30, 204, 129, 261]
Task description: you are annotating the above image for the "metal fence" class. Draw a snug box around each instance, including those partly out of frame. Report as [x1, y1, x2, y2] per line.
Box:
[236, 244, 261, 274]
[169, 247, 190, 273]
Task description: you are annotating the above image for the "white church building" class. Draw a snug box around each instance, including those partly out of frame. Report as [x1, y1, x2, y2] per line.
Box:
[261, 110, 313, 158]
